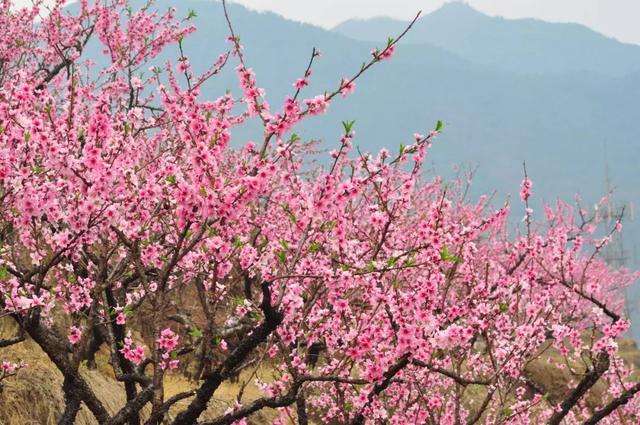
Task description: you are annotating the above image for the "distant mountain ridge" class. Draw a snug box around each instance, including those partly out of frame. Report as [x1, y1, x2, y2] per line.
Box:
[333, 2, 640, 77]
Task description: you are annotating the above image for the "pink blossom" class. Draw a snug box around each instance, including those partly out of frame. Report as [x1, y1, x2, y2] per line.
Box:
[339, 79, 356, 97]
[219, 339, 228, 351]
[303, 95, 329, 115]
[520, 177, 533, 202]
[157, 328, 179, 352]
[68, 326, 82, 345]
[293, 78, 308, 89]
[372, 44, 396, 61]
[120, 335, 146, 365]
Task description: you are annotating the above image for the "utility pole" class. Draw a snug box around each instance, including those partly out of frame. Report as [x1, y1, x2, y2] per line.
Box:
[601, 164, 635, 319]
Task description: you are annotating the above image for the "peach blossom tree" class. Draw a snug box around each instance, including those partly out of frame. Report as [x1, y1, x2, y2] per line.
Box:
[0, 1, 638, 424]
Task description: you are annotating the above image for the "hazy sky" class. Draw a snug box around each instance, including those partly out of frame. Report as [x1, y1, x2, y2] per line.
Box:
[228, 0, 640, 45]
[12, 0, 640, 45]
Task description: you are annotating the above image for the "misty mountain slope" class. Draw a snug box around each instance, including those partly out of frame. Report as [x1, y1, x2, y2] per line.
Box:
[334, 2, 640, 77]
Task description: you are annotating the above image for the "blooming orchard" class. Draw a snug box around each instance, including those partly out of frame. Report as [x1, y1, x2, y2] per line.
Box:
[0, 1, 638, 424]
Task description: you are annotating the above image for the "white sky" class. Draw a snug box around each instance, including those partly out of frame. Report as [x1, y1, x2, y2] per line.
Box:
[12, 0, 640, 45]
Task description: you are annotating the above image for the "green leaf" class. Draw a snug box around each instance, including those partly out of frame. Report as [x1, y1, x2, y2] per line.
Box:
[404, 255, 416, 267]
[24, 131, 30, 143]
[0, 266, 10, 281]
[386, 256, 397, 268]
[342, 120, 356, 134]
[320, 220, 336, 232]
[440, 243, 464, 263]
[399, 144, 405, 155]
[440, 243, 449, 261]
[281, 204, 297, 224]
[503, 407, 513, 417]
[251, 312, 262, 322]
[187, 8, 198, 19]
[307, 241, 322, 253]
[499, 302, 509, 313]
[276, 250, 287, 264]
[123, 122, 130, 135]
[166, 174, 177, 185]
[367, 260, 376, 273]
[232, 237, 244, 248]
[435, 120, 444, 132]
[189, 327, 203, 338]
[199, 187, 208, 197]
[212, 335, 222, 346]
[279, 239, 289, 250]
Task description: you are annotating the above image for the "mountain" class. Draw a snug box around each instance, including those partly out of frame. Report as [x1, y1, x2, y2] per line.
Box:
[333, 2, 640, 77]
[79, 0, 640, 339]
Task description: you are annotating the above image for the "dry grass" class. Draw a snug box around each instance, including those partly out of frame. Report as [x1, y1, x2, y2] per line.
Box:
[0, 319, 278, 425]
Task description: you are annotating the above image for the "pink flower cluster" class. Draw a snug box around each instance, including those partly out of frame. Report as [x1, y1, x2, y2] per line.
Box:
[157, 328, 179, 352]
[520, 177, 533, 202]
[120, 334, 146, 365]
[371, 44, 396, 61]
[303, 95, 330, 116]
[157, 328, 180, 370]
[68, 326, 82, 345]
[1, 360, 26, 375]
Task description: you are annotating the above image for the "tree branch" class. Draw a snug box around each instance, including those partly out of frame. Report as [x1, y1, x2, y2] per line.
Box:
[548, 352, 610, 425]
[171, 282, 283, 425]
[583, 381, 640, 425]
